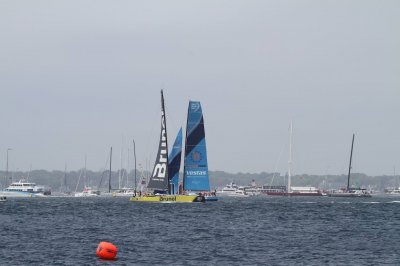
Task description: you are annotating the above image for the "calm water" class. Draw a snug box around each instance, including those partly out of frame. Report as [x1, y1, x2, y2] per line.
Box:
[1, 196, 400, 265]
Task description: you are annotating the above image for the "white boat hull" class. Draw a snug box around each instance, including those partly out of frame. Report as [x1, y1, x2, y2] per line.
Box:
[74, 193, 98, 197]
[0, 191, 47, 198]
[227, 194, 249, 198]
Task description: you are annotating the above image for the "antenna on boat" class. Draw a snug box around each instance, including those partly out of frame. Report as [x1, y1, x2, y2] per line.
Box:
[347, 134, 355, 191]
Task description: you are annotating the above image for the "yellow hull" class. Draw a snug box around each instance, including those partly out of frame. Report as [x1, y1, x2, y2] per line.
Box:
[129, 195, 205, 203]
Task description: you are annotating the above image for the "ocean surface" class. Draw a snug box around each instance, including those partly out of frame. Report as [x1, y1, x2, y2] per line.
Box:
[1, 196, 400, 265]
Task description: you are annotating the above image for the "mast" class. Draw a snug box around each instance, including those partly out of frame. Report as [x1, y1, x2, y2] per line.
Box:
[119, 141, 122, 190]
[288, 122, 293, 194]
[182, 103, 190, 191]
[133, 139, 137, 195]
[109, 147, 112, 193]
[63, 164, 67, 190]
[161, 90, 170, 194]
[6, 148, 12, 186]
[127, 148, 130, 188]
[347, 134, 355, 191]
[28, 163, 32, 181]
[146, 90, 169, 192]
[84, 155, 87, 187]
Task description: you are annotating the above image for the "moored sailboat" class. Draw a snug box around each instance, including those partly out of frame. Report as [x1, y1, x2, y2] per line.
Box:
[328, 134, 371, 197]
[265, 122, 324, 196]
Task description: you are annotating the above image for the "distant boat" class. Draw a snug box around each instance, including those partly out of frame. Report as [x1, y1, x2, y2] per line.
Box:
[0, 179, 51, 198]
[265, 122, 324, 196]
[217, 182, 240, 196]
[130, 91, 205, 203]
[74, 186, 100, 197]
[244, 180, 262, 196]
[0, 196, 6, 202]
[217, 182, 249, 197]
[228, 188, 249, 197]
[384, 168, 400, 196]
[74, 157, 100, 197]
[328, 134, 371, 197]
[58, 164, 72, 196]
[385, 187, 400, 195]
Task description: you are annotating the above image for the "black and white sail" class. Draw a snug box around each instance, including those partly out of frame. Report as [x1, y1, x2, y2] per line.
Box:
[147, 90, 169, 191]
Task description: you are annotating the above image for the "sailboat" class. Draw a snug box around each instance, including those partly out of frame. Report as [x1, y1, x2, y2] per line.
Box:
[328, 134, 371, 197]
[183, 101, 217, 201]
[59, 164, 72, 196]
[98, 147, 115, 197]
[74, 157, 100, 197]
[130, 90, 205, 203]
[265, 122, 324, 196]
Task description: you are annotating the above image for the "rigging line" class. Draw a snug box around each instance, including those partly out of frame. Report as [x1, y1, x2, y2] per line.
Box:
[143, 100, 160, 173]
[74, 168, 84, 193]
[163, 100, 181, 145]
[269, 136, 288, 187]
[98, 150, 111, 190]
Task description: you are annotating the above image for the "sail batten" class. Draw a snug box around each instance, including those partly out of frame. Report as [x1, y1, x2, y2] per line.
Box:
[147, 90, 169, 191]
[183, 101, 210, 191]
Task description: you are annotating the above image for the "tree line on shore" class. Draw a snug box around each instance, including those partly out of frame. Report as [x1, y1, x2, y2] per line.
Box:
[1, 169, 398, 192]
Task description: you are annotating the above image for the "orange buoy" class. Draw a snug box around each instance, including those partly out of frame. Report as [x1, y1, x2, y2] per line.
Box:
[96, 241, 118, 260]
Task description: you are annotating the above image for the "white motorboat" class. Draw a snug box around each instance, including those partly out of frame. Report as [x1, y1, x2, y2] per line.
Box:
[112, 187, 135, 197]
[216, 182, 239, 196]
[385, 187, 400, 195]
[328, 187, 371, 197]
[228, 187, 249, 197]
[244, 180, 262, 196]
[74, 186, 100, 197]
[0, 196, 7, 202]
[0, 179, 51, 198]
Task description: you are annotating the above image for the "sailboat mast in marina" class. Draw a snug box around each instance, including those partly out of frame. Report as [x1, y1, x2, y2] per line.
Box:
[347, 134, 355, 191]
[109, 147, 112, 193]
[287, 122, 292, 194]
[264, 122, 324, 196]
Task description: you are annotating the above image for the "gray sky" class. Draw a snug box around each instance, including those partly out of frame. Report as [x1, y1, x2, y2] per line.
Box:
[0, 0, 399, 176]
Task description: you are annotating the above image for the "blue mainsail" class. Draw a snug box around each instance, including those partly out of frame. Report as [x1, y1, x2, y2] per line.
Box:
[183, 101, 210, 191]
[168, 128, 182, 195]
